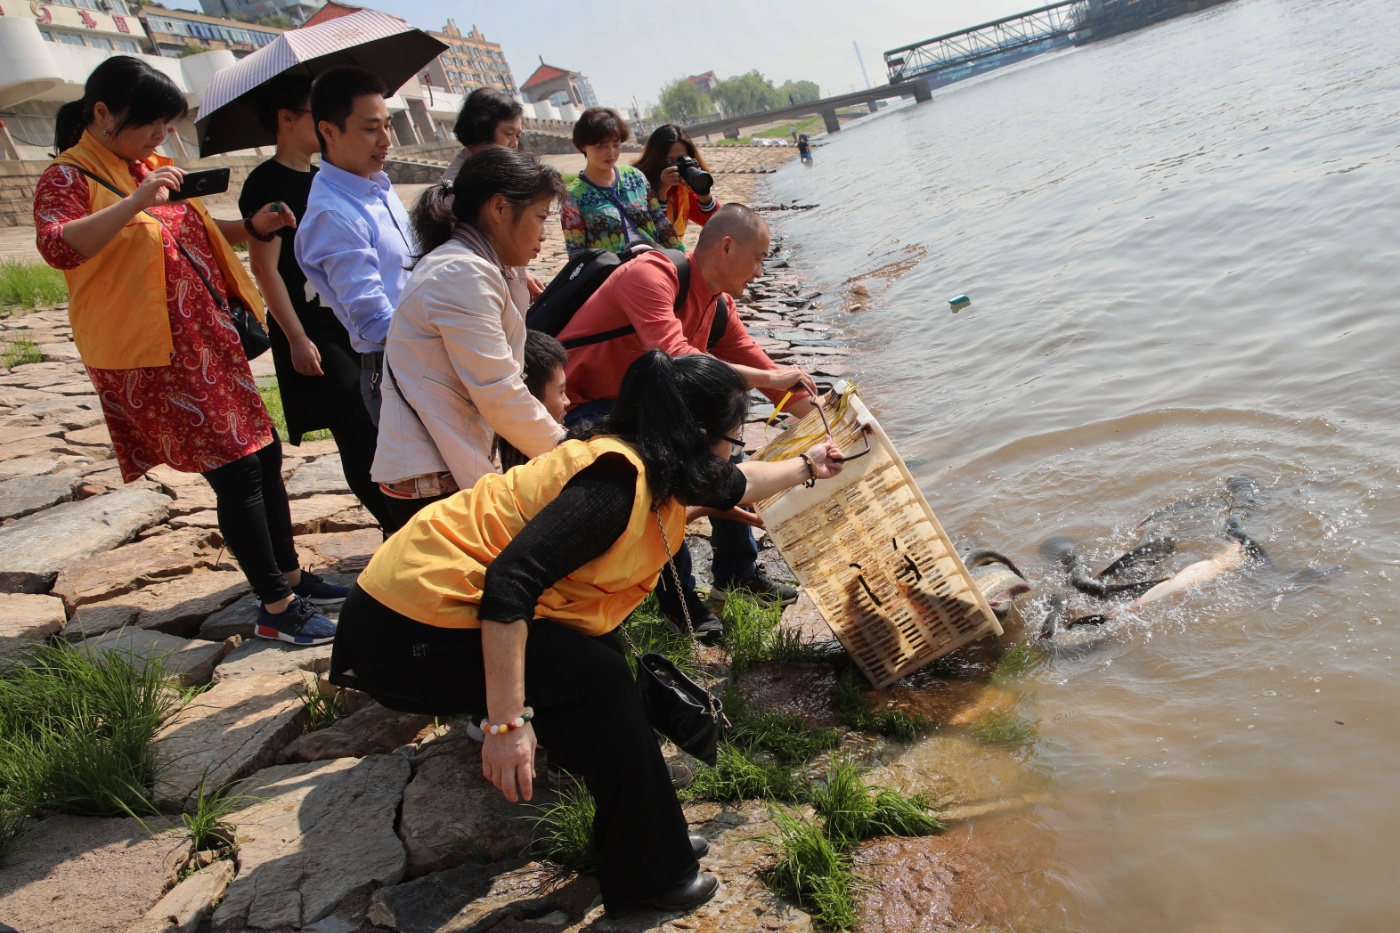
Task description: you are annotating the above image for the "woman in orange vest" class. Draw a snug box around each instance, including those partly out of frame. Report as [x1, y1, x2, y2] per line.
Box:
[33, 57, 347, 646]
[332, 350, 844, 914]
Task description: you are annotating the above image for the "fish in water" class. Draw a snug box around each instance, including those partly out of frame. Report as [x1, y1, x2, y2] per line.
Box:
[1132, 515, 1271, 606]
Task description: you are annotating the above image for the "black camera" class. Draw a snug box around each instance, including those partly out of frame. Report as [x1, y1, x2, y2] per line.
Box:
[673, 155, 713, 197]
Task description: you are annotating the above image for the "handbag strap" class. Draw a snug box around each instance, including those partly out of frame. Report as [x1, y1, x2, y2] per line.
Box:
[70, 165, 229, 313]
[651, 513, 726, 726]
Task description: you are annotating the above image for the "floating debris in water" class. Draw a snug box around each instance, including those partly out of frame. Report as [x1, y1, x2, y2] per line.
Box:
[949, 294, 971, 312]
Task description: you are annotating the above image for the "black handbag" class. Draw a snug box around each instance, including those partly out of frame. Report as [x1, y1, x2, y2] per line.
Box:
[72, 166, 271, 360]
[630, 516, 725, 766]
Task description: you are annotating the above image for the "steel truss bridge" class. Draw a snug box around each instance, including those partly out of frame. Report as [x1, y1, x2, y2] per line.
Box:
[884, 1, 1092, 85]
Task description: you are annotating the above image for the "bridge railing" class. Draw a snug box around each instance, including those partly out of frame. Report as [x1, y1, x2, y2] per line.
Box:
[884, 0, 1092, 83]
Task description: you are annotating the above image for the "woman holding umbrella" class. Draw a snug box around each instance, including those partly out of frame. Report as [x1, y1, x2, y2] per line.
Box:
[238, 73, 395, 532]
[33, 57, 345, 645]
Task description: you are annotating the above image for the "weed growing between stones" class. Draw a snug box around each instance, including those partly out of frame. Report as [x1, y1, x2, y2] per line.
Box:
[722, 590, 834, 674]
[0, 643, 181, 860]
[831, 666, 930, 742]
[622, 596, 700, 679]
[529, 784, 599, 874]
[296, 679, 347, 732]
[968, 708, 1038, 746]
[180, 778, 247, 855]
[0, 260, 68, 310]
[765, 808, 860, 931]
[1, 339, 41, 370]
[810, 759, 943, 848]
[682, 743, 805, 804]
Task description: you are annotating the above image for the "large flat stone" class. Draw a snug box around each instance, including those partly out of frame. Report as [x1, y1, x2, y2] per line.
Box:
[278, 701, 435, 764]
[211, 755, 411, 932]
[285, 453, 350, 499]
[154, 671, 310, 807]
[212, 636, 334, 683]
[0, 814, 190, 933]
[66, 570, 250, 640]
[132, 859, 235, 933]
[0, 487, 171, 593]
[0, 592, 66, 659]
[0, 454, 65, 481]
[77, 627, 229, 688]
[0, 432, 72, 462]
[0, 468, 80, 522]
[297, 528, 383, 573]
[397, 733, 549, 879]
[51, 527, 221, 613]
[366, 860, 599, 933]
[65, 422, 113, 447]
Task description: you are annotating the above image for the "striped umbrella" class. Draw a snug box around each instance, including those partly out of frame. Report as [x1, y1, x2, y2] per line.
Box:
[195, 9, 447, 157]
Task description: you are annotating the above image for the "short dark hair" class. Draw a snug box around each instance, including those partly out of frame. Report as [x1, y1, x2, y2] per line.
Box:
[410, 146, 566, 259]
[310, 66, 388, 149]
[454, 88, 524, 148]
[55, 56, 188, 153]
[255, 73, 313, 137]
[571, 107, 630, 151]
[633, 124, 707, 193]
[571, 350, 749, 508]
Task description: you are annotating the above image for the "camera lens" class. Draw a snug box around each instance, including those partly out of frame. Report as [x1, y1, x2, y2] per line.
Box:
[674, 156, 713, 197]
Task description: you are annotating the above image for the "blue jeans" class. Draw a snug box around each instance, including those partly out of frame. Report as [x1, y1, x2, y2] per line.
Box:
[565, 400, 759, 599]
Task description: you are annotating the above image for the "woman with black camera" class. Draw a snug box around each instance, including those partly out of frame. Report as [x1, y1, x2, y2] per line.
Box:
[633, 124, 720, 238]
[332, 350, 844, 914]
[34, 57, 343, 647]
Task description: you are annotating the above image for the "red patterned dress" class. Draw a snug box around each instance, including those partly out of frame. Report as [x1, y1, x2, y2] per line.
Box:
[35, 163, 274, 482]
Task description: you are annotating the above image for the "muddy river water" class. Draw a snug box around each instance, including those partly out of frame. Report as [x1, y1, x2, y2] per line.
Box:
[763, 0, 1400, 928]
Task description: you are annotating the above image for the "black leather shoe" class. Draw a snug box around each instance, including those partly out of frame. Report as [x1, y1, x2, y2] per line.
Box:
[690, 832, 709, 859]
[646, 869, 718, 912]
[660, 587, 725, 644]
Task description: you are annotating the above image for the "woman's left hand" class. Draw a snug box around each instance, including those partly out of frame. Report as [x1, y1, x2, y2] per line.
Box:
[481, 721, 537, 802]
[805, 437, 845, 479]
[251, 201, 296, 238]
[525, 269, 546, 301]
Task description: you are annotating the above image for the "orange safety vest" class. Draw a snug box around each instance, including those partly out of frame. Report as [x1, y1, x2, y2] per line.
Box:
[49, 131, 265, 370]
[358, 436, 686, 636]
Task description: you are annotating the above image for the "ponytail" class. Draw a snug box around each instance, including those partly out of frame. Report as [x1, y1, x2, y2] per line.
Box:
[409, 182, 457, 259]
[572, 350, 749, 507]
[53, 101, 85, 154]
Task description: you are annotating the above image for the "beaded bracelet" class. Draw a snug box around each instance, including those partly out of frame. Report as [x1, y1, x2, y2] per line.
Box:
[480, 706, 535, 736]
[798, 453, 818, 488]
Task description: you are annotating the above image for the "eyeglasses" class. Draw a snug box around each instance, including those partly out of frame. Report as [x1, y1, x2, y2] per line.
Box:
[718, 432, 744, 448]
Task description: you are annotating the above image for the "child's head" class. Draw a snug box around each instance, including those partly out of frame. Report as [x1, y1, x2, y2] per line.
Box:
[523, 330, 569, 424]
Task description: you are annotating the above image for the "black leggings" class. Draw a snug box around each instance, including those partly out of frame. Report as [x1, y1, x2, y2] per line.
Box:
[202, 437, 298, 605]
[330, 585, 696, 908]
[327, 419, 395, 534]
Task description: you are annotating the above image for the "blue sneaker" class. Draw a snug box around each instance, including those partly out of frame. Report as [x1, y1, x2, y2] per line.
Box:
[292, 570, 349, 606]
[255, 596, 337, 646]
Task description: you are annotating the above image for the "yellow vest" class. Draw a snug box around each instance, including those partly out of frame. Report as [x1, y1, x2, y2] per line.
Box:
[358, 436, 686, 636]
[49, 131, 266, 370]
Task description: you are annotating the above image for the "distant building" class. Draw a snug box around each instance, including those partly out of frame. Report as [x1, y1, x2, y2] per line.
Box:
[139, 7, 283, 59]
[425, 20, 516, 99]
[520, 59, 597, 111]
[686, 71, 717, 98]
[0, 0, 148, 56]
[199, 0, 321, 27]
[299, 0, 359, 27]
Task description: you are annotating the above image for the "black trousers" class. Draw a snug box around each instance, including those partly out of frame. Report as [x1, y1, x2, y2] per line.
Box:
[202, 436, 298, 604]
[378, 489, 452, 534]
[330, 584, 696, 908]
[327, 419, 395, 533]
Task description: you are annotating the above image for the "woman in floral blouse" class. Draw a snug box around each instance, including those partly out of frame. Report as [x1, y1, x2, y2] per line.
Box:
[560, 108, 682, 258]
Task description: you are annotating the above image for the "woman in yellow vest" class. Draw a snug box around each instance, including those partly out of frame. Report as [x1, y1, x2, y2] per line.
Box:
[33, 57, 347, 645]
[332, 350, 844, 913]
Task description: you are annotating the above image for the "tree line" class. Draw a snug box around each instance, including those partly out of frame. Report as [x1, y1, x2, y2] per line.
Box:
[653, 71, 821, 124]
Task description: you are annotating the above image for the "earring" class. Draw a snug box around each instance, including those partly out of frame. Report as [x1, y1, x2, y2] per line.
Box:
[102, 130, 110, 136]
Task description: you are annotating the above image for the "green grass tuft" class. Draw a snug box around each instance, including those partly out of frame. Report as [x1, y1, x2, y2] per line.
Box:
[722, 589, 833, 674]
[810, 759, 943, 848]
[0, 261, 67, 310]
[967, 708, 1038, 746]
[622, 595, 699, 678]
[296, 679, 347, 732]
[830, 666, 930, 742]
[180, 778, 249, 854]
[994, 641, 1041, 681]
[765, 807, 860, 931]
[528, 783, 599, 874]
[1, 339, 42, 370]
[683, 742, 805, 803]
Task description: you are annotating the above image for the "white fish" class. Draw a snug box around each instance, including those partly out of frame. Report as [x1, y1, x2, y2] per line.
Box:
[1133, 540, 1244, 606]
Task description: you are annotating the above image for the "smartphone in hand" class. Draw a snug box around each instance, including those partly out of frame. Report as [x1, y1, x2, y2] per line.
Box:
[169, 167, 230, 201]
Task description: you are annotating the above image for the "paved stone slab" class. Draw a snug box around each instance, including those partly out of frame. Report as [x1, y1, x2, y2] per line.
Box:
[0, 432, 71, 462]
[167, 509, 221, 530]
[51, 527, 221, 613]
[296, 528, 383, 572]
[366, 861, 599, 933]
[0, 454, 64, 481]
[0, 592, 66, 660]
[398, 733, 550, 879]
[0, 487, 171, 593]
[211, 755, 411, 932]
[0, 814, 190, 933]
[0, 387, 63, 407]
[285, 453, 350, 498]
[65, 422, 113, 447]
[130, 859, 235, 933]
[66, 570, 250, 640]
[77, 628, 229, 688]
[0, 470, 80, 521]
[278, 701, 435, 764]
[212, 637, 334, 683]
[155, 670, 310, 807]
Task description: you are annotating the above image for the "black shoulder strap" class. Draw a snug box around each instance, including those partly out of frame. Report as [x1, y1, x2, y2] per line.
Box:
[559, 248, 694, 351]
[707, 293, 731, 350]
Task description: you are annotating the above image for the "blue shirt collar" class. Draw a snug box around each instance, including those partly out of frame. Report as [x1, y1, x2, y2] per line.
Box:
[317, 159, 393, 201]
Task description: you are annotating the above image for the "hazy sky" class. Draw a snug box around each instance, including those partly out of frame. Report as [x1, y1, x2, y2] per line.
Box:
[171, 0, 1033, 107]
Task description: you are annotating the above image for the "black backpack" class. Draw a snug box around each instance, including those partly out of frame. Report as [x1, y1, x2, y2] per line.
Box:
[526, 245, 728, 350]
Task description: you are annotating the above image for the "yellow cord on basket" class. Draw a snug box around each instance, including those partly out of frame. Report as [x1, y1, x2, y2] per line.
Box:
[766, 391, 795, 426]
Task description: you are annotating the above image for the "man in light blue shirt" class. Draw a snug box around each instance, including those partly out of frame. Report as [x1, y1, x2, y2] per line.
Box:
[295, 66, 416, 426]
